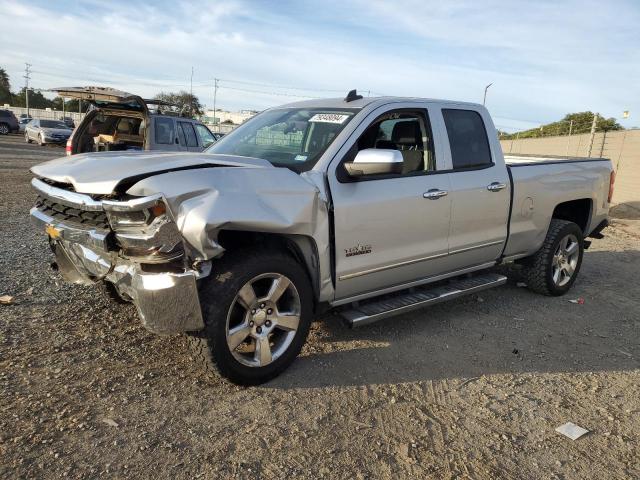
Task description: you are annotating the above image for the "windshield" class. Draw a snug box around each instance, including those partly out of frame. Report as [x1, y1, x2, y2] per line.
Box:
[40, 120, 69, 129]
[205, 108, 358, 171]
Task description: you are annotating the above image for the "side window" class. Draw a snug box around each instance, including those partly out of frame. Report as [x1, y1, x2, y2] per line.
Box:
[442, 109, 492, 169]
[195, 124, 216, 148]
[342, 109, 435, 179]
[179, 122, 199, 147]
[176, 122, 187, 146]
[154, 117, 175, 145]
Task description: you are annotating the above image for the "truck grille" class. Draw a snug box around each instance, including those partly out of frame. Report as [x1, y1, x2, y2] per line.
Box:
[35, 195, 110, 230]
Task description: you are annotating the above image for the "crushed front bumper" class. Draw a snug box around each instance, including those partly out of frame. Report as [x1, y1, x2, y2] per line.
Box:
[30, 205, 205, 335]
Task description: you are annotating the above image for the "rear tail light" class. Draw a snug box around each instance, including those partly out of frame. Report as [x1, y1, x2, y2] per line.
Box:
[608, 170, 616, 203]
[65, 139, 72, 156]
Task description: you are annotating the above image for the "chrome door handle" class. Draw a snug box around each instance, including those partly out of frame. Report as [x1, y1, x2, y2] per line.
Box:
[487, 182, 507, 192]
[423, 189, 448, 200]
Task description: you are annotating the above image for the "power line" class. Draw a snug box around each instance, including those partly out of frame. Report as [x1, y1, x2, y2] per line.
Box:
[218, 85, 321, 99]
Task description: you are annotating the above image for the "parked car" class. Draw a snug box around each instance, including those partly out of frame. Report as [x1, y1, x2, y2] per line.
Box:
[18, 117, 33, 133]
[0, 109, 19, 134]
[29, 92, 614, 385]
[49, 87, 217, 155]
[24, 119, 72, 145]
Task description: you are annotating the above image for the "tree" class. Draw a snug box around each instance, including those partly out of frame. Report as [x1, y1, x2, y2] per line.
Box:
[12, 87, 53, 109]
[0, 67, 12, 105]
[50, 96, 81, 113]
[154, 90, 203, 117]
[501, 111, 623, 140]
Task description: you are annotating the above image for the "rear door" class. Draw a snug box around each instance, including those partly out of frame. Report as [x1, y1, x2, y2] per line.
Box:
[26, 119, 39, 139]
[177, 121, 201, 152]
[152, 117, 181, 151]
[327, 104, 452, 300]
[441, 108, 510, 269]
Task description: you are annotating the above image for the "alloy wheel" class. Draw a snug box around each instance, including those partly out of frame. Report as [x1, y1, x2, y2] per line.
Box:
[552, 233, 580, 286]
[225, 273, 301, 368]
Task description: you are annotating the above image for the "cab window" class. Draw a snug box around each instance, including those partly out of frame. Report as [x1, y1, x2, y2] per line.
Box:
[339, 109, 435, 181]
[195, 124, 216, 148]
[155, 117, 175, 145]
[442, 109, 492, 169]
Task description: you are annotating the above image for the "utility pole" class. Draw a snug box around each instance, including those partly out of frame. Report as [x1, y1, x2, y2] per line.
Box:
[587, 113, 598, 157]
[483, 83, 493, 106]
[190, 67, 194, 117]
[23, 63, 32, 116]
[213, 78, 219, 131]
[565, 119, 573, 156]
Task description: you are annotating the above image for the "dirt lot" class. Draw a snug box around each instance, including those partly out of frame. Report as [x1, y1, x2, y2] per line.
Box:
[1, 134, 639, 479]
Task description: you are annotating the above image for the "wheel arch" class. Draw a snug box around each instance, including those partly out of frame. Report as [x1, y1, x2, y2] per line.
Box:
[216, 230, 322, 304]
[551, 198, 592, 236]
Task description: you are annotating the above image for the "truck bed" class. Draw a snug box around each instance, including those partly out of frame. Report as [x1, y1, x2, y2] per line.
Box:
[502, 155, 612, 260]
[505, 153, 610, 166]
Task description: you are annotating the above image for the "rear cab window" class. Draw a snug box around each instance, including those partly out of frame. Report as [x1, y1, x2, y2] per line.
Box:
[442, 109, 492, 169]
[155, 117, 175, 145]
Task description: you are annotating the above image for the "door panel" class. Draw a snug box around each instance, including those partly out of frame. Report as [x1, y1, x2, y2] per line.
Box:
[447, 166, 510, 267]
[331, 175, 452, 299]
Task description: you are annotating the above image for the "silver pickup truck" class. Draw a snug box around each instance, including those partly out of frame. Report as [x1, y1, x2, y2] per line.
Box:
[30, 92, 614, 385]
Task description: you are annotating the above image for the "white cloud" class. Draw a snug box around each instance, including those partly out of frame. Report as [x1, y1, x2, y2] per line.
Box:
[1, 0, 638, 128]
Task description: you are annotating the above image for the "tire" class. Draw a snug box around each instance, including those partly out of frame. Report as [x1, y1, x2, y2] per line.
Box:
[188, 249, 313, 385]
[0, 123, 9, 135]
[521, 219, 584, 296]
[25, 132, 32, 143]
[38, 133, 44, 146]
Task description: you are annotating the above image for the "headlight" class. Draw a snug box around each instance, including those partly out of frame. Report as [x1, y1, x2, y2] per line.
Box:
[103, 198, 183, 262]
[105, 201, 167, 231]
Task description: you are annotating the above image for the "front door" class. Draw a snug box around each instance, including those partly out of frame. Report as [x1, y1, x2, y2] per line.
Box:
[328, 107, 452, 300]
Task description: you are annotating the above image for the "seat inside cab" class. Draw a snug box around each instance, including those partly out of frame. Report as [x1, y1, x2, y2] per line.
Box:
[357, 112, 436, 174]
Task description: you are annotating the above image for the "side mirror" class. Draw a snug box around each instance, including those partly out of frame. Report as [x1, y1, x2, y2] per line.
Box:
[344, 148, 403, 177]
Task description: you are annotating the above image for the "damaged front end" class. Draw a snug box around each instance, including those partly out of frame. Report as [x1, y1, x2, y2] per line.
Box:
[30, 178, 205, 335]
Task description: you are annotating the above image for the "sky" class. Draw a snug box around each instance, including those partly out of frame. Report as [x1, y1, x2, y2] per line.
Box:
[1, 0, 639, 131]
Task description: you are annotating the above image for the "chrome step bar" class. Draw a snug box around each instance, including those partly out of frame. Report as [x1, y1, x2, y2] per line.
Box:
[339, 272, 507, 328]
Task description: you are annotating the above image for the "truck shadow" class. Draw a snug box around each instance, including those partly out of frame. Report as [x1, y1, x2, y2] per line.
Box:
[610, 201, 640, 220]
[265, 248, 640, 389]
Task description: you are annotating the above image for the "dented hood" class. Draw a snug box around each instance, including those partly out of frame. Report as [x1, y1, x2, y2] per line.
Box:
[30, 151, 272, 194]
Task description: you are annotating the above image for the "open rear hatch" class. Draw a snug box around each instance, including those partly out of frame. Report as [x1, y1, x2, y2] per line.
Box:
[50, 87, 154, 155]
[49, 86, 150, 115]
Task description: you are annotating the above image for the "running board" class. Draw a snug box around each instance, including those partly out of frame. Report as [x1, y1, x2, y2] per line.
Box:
[339, 272, 507, 328]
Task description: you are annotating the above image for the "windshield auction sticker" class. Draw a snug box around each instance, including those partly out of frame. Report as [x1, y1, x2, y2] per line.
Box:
[309, 113, 350, 124]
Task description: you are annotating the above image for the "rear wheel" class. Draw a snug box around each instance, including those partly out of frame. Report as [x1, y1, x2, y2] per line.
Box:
[25, 132, 32, 143]
[188, 250, 313, 385]
[521, 219, 584, 296]
[38, 133, 44, 146]
[0, 123, 9, 135]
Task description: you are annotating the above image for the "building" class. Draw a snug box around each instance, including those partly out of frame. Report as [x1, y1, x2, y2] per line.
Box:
[201, 109, 259, 126]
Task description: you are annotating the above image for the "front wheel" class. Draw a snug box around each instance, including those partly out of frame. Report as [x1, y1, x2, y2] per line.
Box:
[38, 133, 45, 146]
[188, 250, 313, 385]
[0, 123, 9, 135]
[25, 132, 32, 143]
[521, 219, 584, 296]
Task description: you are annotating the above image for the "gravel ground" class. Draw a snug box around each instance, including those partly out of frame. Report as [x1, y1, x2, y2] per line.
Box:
[1, 134, 639, 479]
